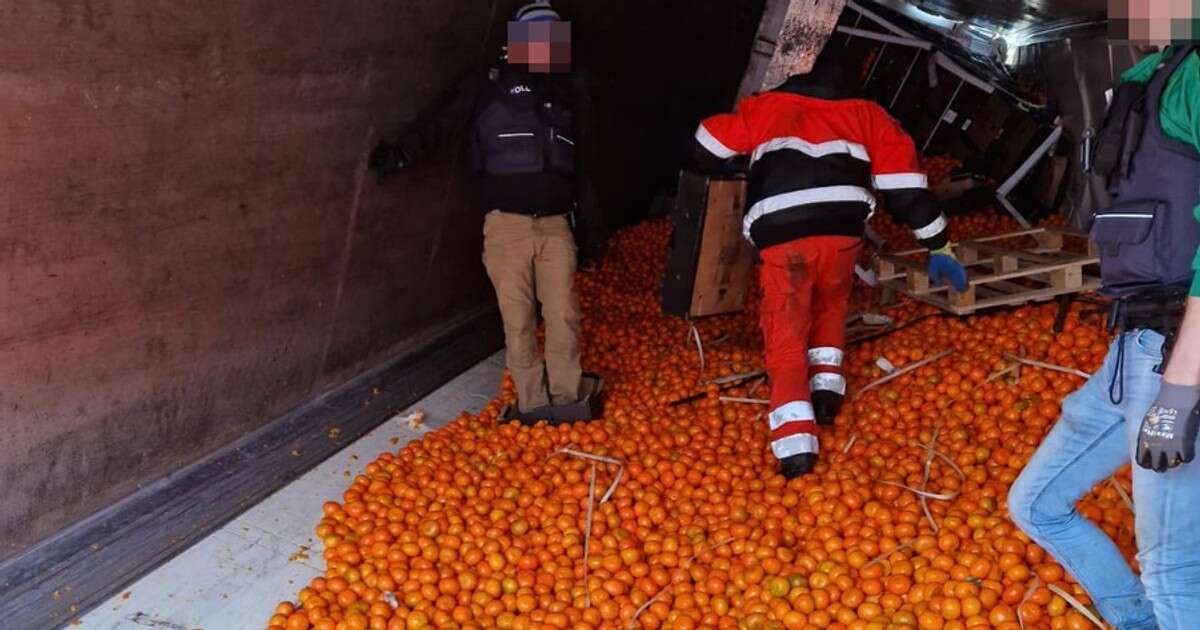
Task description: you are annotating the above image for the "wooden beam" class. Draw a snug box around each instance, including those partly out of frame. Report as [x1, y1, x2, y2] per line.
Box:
[739, 0, 847, 96]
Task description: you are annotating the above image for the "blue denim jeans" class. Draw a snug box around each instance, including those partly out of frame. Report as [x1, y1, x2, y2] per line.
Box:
[1008, 329, 1200, 630]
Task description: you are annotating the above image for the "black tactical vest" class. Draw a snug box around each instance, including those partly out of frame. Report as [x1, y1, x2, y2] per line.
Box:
[470, 70, 577, 177]
[1088, 45, 1200, 297]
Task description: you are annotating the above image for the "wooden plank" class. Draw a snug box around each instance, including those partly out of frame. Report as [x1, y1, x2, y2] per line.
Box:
[689, 179, 754, 317]
[966, 257, 1099, 287]
[971, 279, 1102, 310]
[880, 252, 926, 273]
[969, 228, 1046, 244]
[0, 307, 504, 630]
[961, 240, 1067, 266]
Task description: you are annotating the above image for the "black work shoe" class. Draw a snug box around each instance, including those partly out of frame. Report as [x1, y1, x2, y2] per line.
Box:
[778, 453, 818, 479]
[500, 373, 605, 426]
[812, 390, 844, 426]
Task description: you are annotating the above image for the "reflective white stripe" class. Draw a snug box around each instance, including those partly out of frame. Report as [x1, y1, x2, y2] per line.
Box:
[772, 433, 819, 459]
[555, 134, 575, 146]
[912, 214, 948, 241]
[873, 172, 928, 190]
[1095, 213, 1153, 219]
[695, 124, 737, 159]
[750, 137, 870, 165]
[808, 347, 844, 367]
[498, 132, 535, 138]
[743, 186, 877, 242]
[811, 373, 847, 395]
[768, 400, 815, 431]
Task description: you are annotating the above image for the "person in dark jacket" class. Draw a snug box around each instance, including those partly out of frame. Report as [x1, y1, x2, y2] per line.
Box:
[691, 43, 967, 478]
[370, 1, 603, 418]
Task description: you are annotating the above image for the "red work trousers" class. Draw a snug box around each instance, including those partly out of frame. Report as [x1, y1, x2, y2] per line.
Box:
[758, 235, 861, 460]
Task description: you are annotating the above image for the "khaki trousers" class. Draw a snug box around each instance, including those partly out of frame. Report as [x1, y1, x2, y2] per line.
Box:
[482, 211, 583, 411]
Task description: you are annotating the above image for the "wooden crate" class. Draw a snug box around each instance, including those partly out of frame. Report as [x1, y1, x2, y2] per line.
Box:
[662, 172, 755, 318]
[876, 227, 1100, 316]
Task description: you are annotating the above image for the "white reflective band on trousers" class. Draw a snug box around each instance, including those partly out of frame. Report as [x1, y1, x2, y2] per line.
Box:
[743, 186, 877, 242]
[768, 400, 815, 430]
[772, 433, 819, 459]
[913, 213, 948, 241]
[695, 125, 737, 159]
[750, 137, 871, 166]
[872, 172, 928, 190]
[811, 373, 847, 395]
[808, 346, 844, 367]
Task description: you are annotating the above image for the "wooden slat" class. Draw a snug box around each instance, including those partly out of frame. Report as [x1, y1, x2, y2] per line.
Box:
[971, 279, 1102, 310]
[689, 179, 754, 317]
[960, 240, 1068, 266]
[966, 257, 1099, 287]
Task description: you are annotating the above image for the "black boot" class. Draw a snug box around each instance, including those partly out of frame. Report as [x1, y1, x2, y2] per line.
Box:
[812, 390, 844, 426]
[778, 453, 818, 479]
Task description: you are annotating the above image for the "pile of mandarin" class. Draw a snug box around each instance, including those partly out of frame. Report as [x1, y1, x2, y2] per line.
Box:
[267, 214, 1128, 630]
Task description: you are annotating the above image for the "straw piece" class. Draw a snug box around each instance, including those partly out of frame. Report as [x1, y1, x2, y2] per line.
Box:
[705, 370, 766, 386]
[583, 462, 597, 608]
[919, 428, 941, 532]
[1017, 577, 1042, 630]
[554, 448, 624, 466]
[843, 435, 858, 454]
[878, 480, 958, 501]
[601, 466, 624, 504]
[628, 589, 668, 630]
[985, 362, 1020, 383]
[1109, 477, 1134, 511]
[1047, 584, 1108, 628]
[689, 323, 706, 371]
[854, 349, 955, 399]
[1003, 354, 1092, 379]
[719, 396, 771, 405]
[863, 539, 914, 569]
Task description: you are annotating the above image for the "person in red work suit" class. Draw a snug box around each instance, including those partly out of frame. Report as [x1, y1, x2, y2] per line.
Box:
[692, 44, 968, 478]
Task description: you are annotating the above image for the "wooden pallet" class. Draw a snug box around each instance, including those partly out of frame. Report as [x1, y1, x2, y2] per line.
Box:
[876, 227, 1100, 316]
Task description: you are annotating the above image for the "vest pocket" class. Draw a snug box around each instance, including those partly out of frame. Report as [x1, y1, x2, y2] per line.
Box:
[542, 103, 576, 174]
[1089, 200, 1163, 294]
[481, 128, 544, 175]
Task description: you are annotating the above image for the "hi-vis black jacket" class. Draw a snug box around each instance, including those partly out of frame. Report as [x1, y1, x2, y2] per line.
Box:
[693, 75, 948, 251]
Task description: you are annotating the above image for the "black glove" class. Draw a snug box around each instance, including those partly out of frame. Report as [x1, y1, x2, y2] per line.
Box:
[369, 141, 411, 179]
[1137, 382, 1200, 472]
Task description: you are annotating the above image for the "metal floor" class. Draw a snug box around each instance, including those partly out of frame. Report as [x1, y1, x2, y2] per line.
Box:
[74, 352, 506, 630]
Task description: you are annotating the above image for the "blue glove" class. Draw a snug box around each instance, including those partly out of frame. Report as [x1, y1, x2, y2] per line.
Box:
[928, 246, 968, 292]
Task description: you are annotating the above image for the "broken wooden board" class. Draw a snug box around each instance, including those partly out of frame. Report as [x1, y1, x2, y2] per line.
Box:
[662, 173, 755, 319]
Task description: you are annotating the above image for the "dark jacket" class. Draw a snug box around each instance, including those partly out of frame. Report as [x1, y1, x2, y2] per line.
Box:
[398, 66, 603, 250]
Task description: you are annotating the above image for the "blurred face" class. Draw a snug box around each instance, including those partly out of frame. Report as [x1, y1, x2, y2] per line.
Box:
[1108, 0, 1198, 45]
[507, 21, 571, 73]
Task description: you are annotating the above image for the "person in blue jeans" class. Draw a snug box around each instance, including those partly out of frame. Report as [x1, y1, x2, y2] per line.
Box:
[1007, 45, 1200, 630]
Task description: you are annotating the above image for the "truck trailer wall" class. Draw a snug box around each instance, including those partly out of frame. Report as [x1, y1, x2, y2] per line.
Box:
[0, 1, 502, 563]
